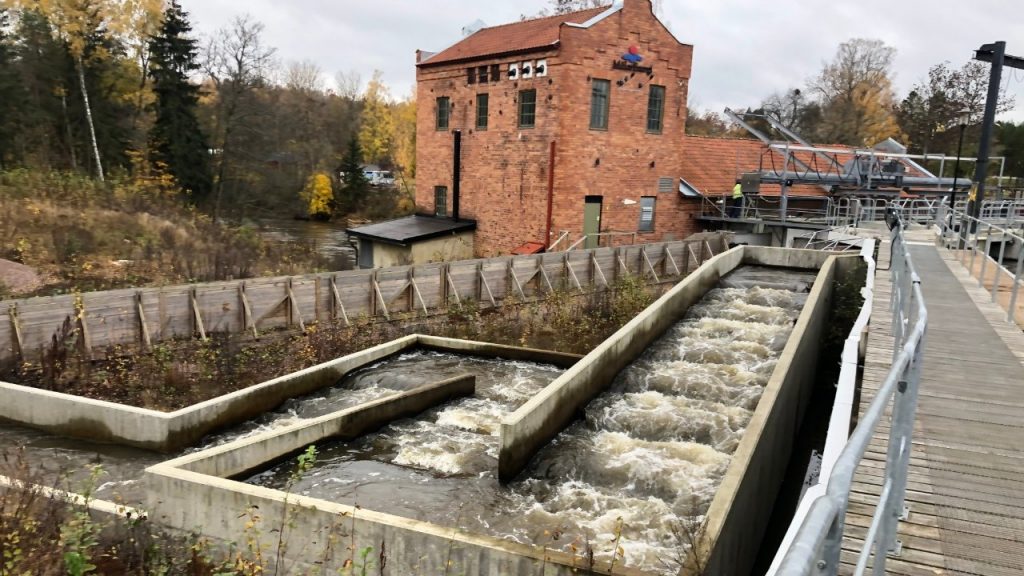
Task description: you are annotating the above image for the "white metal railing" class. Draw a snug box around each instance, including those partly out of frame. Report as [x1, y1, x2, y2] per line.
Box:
[547, 230, 570, 252]
[561, 231, 638, 252]
[936, 205, 1024, 324]
[775, 214, 928, 575]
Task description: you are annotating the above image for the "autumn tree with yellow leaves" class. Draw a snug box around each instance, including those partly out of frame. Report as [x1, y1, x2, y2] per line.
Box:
[357, 70, 395, 167]
[811, 38, 903, 146]
[300, 171, 334, 220]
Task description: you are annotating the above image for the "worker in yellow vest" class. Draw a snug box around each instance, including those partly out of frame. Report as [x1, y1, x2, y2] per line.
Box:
[729, 180, 743, 218]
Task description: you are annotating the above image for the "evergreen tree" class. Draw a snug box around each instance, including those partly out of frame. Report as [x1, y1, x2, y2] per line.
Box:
[0, 8, 20, 168]
[338, 136, 369, 213]
[148, 0, 211, 201]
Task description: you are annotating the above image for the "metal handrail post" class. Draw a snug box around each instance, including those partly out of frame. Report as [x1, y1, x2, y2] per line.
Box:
[969, 219, 980, 274]
[978, 222, 991, 288]
[1010, 238, 1024, 323]
[992, 229, 1007, 303]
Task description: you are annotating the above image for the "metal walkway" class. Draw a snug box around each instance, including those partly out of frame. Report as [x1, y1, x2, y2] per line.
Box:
[844, 239, 1024, 575]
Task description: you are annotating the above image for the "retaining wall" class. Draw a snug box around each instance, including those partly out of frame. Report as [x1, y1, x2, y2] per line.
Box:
[701, 254, 847, 576]
[2, 236, 728, 367]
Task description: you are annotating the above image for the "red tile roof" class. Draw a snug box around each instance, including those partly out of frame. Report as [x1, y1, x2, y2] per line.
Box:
[419, 6, 611, 67]
[680, 135, 866, 198]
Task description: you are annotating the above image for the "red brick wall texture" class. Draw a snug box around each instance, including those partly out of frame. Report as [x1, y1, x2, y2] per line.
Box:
[415, 0, 700, 257]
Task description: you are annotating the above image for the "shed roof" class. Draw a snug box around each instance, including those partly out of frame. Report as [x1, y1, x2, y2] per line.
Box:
[347, 215, 476, 246]
[680, 136, 833, 198]
[418, 6, 612, 67]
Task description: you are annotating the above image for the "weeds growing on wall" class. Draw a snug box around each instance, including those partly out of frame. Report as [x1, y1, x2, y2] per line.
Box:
[5, 275, 662, 410]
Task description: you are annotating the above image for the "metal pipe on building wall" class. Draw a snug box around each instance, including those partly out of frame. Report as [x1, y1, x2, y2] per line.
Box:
[453, 130, 462, 221]
[545, 141, 556, 246]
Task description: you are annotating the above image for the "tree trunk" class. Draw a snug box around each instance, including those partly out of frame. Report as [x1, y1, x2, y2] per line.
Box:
[76, 56, 104, 182]
[60, 90, 78, 170]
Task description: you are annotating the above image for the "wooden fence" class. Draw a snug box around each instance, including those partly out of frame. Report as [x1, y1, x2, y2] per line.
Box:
[1, 235, 728, 366]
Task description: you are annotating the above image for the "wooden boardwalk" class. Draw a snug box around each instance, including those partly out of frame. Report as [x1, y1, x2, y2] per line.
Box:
[842, 239, 1024, 575]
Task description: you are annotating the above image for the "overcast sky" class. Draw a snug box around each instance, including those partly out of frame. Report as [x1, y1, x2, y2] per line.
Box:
[181, 0, 1024, 123]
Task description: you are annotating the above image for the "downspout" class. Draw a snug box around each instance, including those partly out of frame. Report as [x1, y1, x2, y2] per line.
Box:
[452, 130, 461, 221]
[545, 140, 556, 247]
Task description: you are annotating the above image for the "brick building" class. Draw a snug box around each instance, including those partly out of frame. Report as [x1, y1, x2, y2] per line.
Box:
[415, 0, 697, 257]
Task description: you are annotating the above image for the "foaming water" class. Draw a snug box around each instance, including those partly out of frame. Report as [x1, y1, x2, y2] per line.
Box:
[247, 353, 565, 528]
[2, 350, 562, 507]
[502, 266, 813, 572]
[245, 266, 813, 574]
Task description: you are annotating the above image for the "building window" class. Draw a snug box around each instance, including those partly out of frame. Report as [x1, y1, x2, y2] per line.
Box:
[638, 196, 656, 232]
[490, 64, 500, 82]
[590, 79, 610, 130]
[647, 85, 665, 133]
[518, 89, 536, 128]
[476, 93, 489, 130]
[436, 97, 450, 131]
[467, 67, 476, 84]
[434, 186, 447, 217]
[478, 65, 489, 83]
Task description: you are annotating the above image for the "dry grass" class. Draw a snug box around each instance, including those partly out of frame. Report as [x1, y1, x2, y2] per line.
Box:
[0, 169, 325, 297]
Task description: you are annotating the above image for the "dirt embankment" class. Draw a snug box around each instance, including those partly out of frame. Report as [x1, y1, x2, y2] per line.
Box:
[0, 258, 41, 296]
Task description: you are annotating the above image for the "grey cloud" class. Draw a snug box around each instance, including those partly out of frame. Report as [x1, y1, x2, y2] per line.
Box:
[181, 0, 1023, 121]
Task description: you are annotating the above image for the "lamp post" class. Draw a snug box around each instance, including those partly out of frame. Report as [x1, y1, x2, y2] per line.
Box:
[949, 108, 970, 212]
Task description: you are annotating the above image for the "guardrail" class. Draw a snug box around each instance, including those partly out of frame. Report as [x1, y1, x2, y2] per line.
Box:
[936, 205, 1024, 325]
[775, 214, 928, 575]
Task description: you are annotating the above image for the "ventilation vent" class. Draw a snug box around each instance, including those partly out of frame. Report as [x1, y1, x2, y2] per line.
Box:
[508, 63, 519, 80]
[657, 177, 674, 193]
[535, 59, 548, 77]
[521, 61, 534, 79]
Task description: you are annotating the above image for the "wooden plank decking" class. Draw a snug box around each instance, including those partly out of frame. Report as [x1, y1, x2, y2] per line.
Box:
[842, 238, 1024, 575]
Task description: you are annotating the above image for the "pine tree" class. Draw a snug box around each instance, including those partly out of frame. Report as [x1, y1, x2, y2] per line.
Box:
[148, 0, 211, 202]
[0, 8, 20, 168]
[338, 136, 369, 214]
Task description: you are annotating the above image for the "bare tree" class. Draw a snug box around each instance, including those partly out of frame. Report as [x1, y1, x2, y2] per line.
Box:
[333, 69, 362, 101]
[202, 14, 276, 221]
[285, 59, 324, 94]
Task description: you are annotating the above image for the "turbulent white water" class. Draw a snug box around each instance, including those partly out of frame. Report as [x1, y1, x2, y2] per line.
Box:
[499, 269, 814, 572]
[247, 266, 814, 574]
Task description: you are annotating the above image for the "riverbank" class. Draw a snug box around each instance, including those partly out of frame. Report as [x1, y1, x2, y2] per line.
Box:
[0, 170, 327, 298]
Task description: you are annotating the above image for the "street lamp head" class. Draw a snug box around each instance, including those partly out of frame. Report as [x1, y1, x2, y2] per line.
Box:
[958, 108, 971, 126]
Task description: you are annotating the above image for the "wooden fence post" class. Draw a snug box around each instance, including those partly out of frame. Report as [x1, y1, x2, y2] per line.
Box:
[190, 288, 207, 341]
[8, 305, 23, 363]
[239, 283, 259, 339]
[441, 264, 449, 309]
[136, 292, 151, 349]
[329, 275, 350, 326]
[286, 278, 306, 332]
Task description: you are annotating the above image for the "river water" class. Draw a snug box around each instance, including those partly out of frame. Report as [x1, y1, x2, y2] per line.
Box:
[252, 217, 356, 271]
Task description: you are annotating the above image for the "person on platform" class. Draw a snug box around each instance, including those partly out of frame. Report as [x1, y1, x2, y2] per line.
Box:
[729, 180, 744, 218]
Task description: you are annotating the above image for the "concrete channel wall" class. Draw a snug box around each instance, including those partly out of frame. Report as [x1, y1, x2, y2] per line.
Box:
[701, 255, 845, 576]
[497, 245, 836, 482]
[0, 335, 581, 451]
[145, 373, 639, 576]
